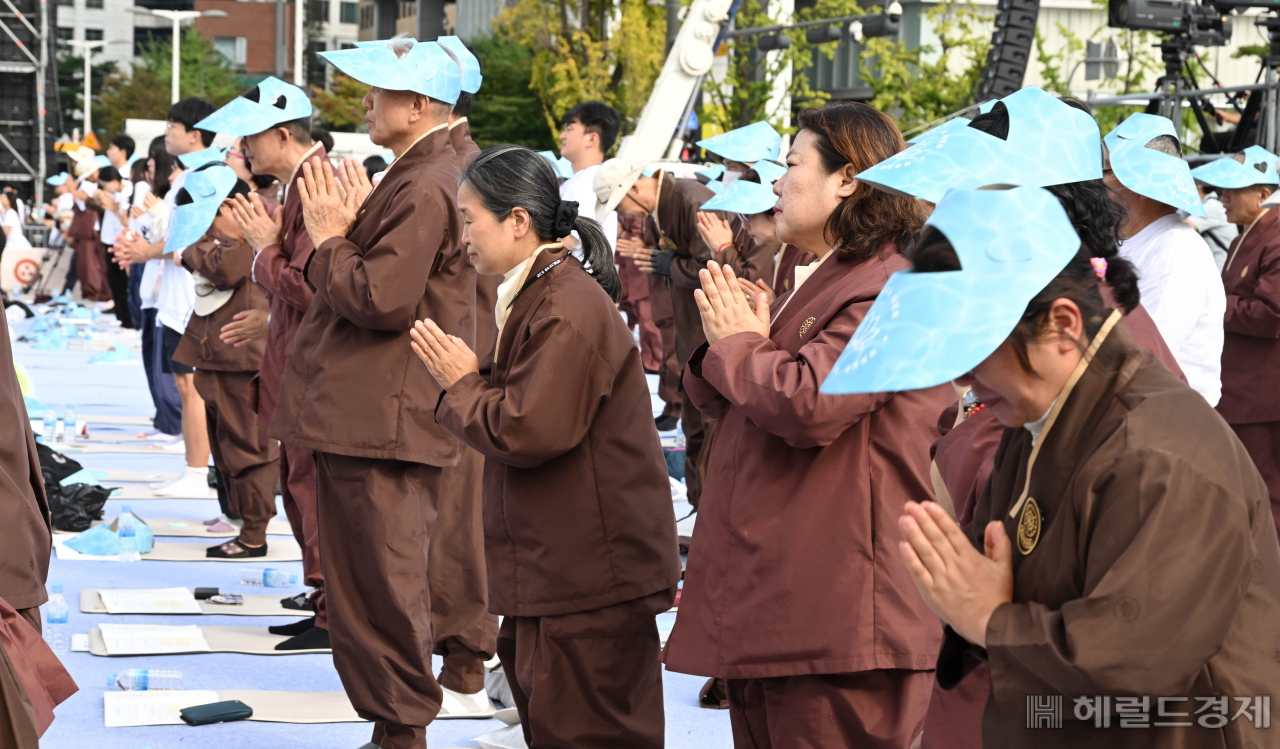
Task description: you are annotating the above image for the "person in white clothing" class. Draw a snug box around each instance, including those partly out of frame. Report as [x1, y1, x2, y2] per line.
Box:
[95, 162, 136, 327]
[558, 101, 619, 252]
[1183, 184, 1238, 270]
[1103, 122, 1225, 405]
[0, 191, 32, 257]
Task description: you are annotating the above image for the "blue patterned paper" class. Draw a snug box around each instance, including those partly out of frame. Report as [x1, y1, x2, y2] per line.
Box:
[705, 180, 724, 194]
[92, 155, 111, 169]
[700, 178, 777, 214]
[46, 172, 69, 186]
[196, 77, 314, 137]
[164, 164, 238, 255]
[1190, 144, 1280, 188]
[821, 187, 1081, 395]
[436, 36, 482, 94]
[859, 87, 1102, 203]
[1104, 114, 1204, 217]
[696, 121, 782, 164]
[321, 39, 461, 105]
[536, 151, 573, 180]
[178, 146, 228, 170]
[752, 159, 786, 184]
[697, 164, 725, 180]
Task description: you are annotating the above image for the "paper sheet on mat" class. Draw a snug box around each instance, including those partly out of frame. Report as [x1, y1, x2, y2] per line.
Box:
[97, 623, 212, 655]
[55, 536, 302, 562]
[98, 588, 203, 615]
[104, 690, 221, 727]
[82, 589, 300, 617]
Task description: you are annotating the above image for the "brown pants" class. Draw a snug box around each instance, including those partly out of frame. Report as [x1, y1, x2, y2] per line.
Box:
[497, 587, 675, 749]
[671, 285, 709, 508]
[727, 669, 935, 749]
[430, 446, 498, 694]
[315, 452, 443, 749]
[194, 371, 279, 546]
[649, 274, 681, 419]
[0, 635, 38, 749]
[280, 442, 325, 628]
[920, 662, 988, 749]
[72, 238, 110, 302]
[1232, 421, 1280, 540]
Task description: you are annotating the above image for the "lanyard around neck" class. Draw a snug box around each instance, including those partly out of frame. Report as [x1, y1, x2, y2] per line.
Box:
[506, 243, 566, 309]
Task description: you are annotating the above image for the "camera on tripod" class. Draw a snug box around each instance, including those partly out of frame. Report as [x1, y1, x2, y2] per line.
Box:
[1108, 0, 1232, 47]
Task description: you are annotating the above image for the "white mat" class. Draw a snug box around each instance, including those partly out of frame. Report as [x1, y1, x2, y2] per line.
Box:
[81, 589, 300, 617]
[110, 485, 221, 500]
[104, 690, 368, 727]
[89, 625, 330, 656]
[55, 536, 302, 562]
[55, 443, 178, 455]
[56, 517, 292, 537]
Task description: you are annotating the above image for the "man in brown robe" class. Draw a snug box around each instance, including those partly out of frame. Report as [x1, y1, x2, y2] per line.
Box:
[274, 39, 470, 749]
[65, 174, 111, 302]
[598, 161, 770, 508]
[616, 214, 664, 375]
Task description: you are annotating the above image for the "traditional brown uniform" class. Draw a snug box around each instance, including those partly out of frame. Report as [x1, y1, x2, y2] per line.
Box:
[0, 597, 76, 744]
[436, 247, 682, 748]
[174, 232, 279, 546]
[272, 125, 472, 749]
[617, 214, 664, 374]
[665, 247, 949, 749]
[428, 119, 499, 697]
[253, 143, 326, 625]
[1219, 207, 1280, 539]
[770, 244, 816, 299]
[646, 173, 768, 507]
[65, 200, 109, 301]
[937, 321, 1280, 749]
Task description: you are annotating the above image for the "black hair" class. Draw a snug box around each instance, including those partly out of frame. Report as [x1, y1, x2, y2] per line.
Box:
[129, 158, 149, 185]
[175, 163, 250, 205]
[148, 136, 176, 200]
[461, 144, 620, 301]
[310, 127, 334, 153]
[1043, 181, 1141, 313]
[250, 174, 278, 191]
[450, 44, 481, 118]
[363, 155, 387, 182]
[110, 134, 135, 158]
[167, 98, 217, 147]
[561, 101, 621, 155]
[96, 166, 122, 184]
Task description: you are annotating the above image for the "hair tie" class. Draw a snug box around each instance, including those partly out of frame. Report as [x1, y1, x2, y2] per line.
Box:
[553, 200, 579, 238]
[1090, 257, 1108, 281]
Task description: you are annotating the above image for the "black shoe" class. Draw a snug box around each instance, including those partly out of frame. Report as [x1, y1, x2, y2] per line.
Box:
[274, 626, 331, 651]
[268, 617, 316, 636]
[655, 414, 678, 431]
[281, 592, 311, 610]
[206, 539, 267, 558]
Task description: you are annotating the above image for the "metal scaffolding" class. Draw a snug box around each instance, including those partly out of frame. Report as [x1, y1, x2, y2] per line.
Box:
[0, 0, 52, 208]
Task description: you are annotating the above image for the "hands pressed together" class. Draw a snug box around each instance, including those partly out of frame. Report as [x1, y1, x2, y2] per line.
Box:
[616, 236, 655, 273]
[220, 309, 270, 347]
[694, 260, 770, 344]
[410, 319, 479, 390]
[229, 193, 284, 253]
[695, 212, 735, 255]
[296, 156, 374, 248]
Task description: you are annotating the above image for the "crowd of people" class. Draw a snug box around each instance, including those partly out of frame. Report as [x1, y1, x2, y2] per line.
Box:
[1, 31, 1279, 749]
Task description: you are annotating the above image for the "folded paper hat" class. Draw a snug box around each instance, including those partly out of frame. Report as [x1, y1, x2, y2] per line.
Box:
[164, 164, 239, 255]
[705, 180, 724, 194]
[594, 157, 646, 222]
[93, 155, 112, 169]
[323, 39, 461, 105]
[700, 178, 777, 214]
[537, 151, 573, 180]
[752, 159, 787, 185]
[1189, 145, 1280, 189]
[178, 146, 228, 170]
[127, 153, 145, 168]
[196, 77, 314, 137]
[436, 36, 482, 94]
[46, 172, 70, 186]
[858, 86, 1102, 203]
[696, 121, 782, 164]
[1103, 114, 1205, 217]
[697, 164, 726, 180]
[821, 186, 1081, 395]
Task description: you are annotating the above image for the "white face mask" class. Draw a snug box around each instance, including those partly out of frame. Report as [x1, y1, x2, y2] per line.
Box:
[723, 171, 743, 185]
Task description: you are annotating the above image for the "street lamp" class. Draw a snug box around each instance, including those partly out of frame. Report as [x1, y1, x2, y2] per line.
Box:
[61, 39, 107, 140]
[131, 7, 230, 104]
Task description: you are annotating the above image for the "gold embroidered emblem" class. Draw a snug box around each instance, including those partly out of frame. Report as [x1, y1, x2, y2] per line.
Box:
[798, 317, 816, 338]
[1017, 497, 1041, 555]
[1242, 266, 1249, 278]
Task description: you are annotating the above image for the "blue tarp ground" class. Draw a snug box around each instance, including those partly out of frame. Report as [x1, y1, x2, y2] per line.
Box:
[12, 318, 728, 749]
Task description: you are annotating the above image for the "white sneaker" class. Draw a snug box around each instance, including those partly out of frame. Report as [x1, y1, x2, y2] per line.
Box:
[153, 468, 214, 498]
[437, 686, 494, 718]
[160, 437, 186, 454]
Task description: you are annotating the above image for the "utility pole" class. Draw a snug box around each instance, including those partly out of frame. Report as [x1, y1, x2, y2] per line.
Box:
[294, 0, 304, 86]
[64, 40, 106, 141]
[132, 8, 229, 103]
[277, 0, 286, 79]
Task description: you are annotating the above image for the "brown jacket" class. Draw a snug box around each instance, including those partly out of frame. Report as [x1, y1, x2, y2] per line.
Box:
[173, 233, 269, 372]
[253, 148, 319, 427]
[0, 311, 49, 611]
[436, 248, 682, 617]
[449, 119, 482, 171]
[449, 120, 500, 362]
[663, 247, 951, 679]
[939, 325, 1280, 749]
[771, 243, 816, 298]
[272, 127, 473, 465]
[1219, 207, 1280, 425]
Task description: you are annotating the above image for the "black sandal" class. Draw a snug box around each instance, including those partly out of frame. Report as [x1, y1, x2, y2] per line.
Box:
[206, 539, 268, 559]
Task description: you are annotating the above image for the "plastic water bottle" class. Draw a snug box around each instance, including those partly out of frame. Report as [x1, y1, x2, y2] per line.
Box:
[240, 568, 298, 587]
[44, 584, 68, 656]
[63, 404, 77, 441]
[42, 409, 56, 443]
[117, 506, 141, 562]
[112, 669, 183, 691]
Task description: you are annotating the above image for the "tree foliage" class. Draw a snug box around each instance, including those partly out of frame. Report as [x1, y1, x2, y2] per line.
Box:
[57, 52, 118, 141]
[467, 34, 557, 149]
[312, 73, 372, 131]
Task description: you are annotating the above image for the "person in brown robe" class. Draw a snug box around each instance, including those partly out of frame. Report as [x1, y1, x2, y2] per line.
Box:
[663, 104, 949, 749]
[65, 176, 111, 302]
[413, 144, 681, 748]
[616, 213, 665, 376]
[727, 167, 817, 303]
[601, 162, 770, 509]
[228, 109, 329, 648]
[897, 222, 1280, 749]
[273, 43, 471, 748]
[171, 182, 280, 558]
[1218, 184, 1280, 539]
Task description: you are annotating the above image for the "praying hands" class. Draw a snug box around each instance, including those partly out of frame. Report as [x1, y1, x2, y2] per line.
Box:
[410, 319, 479, 389]
[694, 260, 770, 344]
[297, 157, 360, 247]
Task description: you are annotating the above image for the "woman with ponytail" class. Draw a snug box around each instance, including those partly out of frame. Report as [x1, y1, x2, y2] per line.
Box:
[411, 144, 681, 749]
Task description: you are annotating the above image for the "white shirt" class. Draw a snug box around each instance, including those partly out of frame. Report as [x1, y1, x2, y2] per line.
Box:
[1118, 212, 1225, 405]
[2, 209, 31, 252]
[156, 169, 197, 333]
[50, 193, 74, 245]
[559, 164, 617, 253]
[99, 180, 132, 245]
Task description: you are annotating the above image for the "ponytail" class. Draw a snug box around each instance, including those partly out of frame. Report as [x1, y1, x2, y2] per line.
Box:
[1044, 180, 1142, 313]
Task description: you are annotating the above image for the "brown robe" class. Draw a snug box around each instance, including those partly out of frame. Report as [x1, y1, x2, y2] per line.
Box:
[1219, 207, 1280, 538]
[0, 597, 76, 741]
[65, 201, 109, 301]
[666, 246, 949, 745]
[939, 323, 1280, 749]
[617, 214, 664, 374]
[770, 243, 816, 298]
[448, 119, 481, 170]
[174, 233, 269, 373]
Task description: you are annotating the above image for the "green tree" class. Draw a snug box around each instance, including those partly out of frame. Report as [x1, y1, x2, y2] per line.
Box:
[56, 51, 119, 141]
[312, 73, 372, 131]
[468, 34, 557, 149]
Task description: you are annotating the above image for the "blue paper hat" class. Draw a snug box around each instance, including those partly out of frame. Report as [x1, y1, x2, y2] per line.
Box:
[697, 164, 725, 180]
[93, 155, 112, 169]
[196, 77, 314, 137]
[322, 39, 461, 105]
[696, 121, 782, 164]
[1103, 114, 1204, 217]
[700, 178, 777, 214]
[536, 150, 573, 180]
[1189, 145, 1280, 189]
[821, 187, 1081, 395]
[164, 164, 239, 255]
[705, 180, 724, 194]
[752, 159, 786, 184]
[178, 146, 228, 170]
[127, 153, 145, 168]
[46, 172, 69, 186]
[858, 87, 1102, 203]
[436, 36, 482, 94]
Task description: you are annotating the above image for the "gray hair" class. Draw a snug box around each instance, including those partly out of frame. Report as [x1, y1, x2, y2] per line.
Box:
[388, 32, 415, 59]
[1145, 134, 1181, 157]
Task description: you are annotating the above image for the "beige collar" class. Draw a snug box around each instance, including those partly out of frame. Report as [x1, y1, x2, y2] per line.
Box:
[449, 117, 468, 130]
[1224, 207, 1269, 275]
[283, 141, 326, 201]
[494, 242, 564, 357]
[770, 247, 833, 324]
[364, 122, 449, 204]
